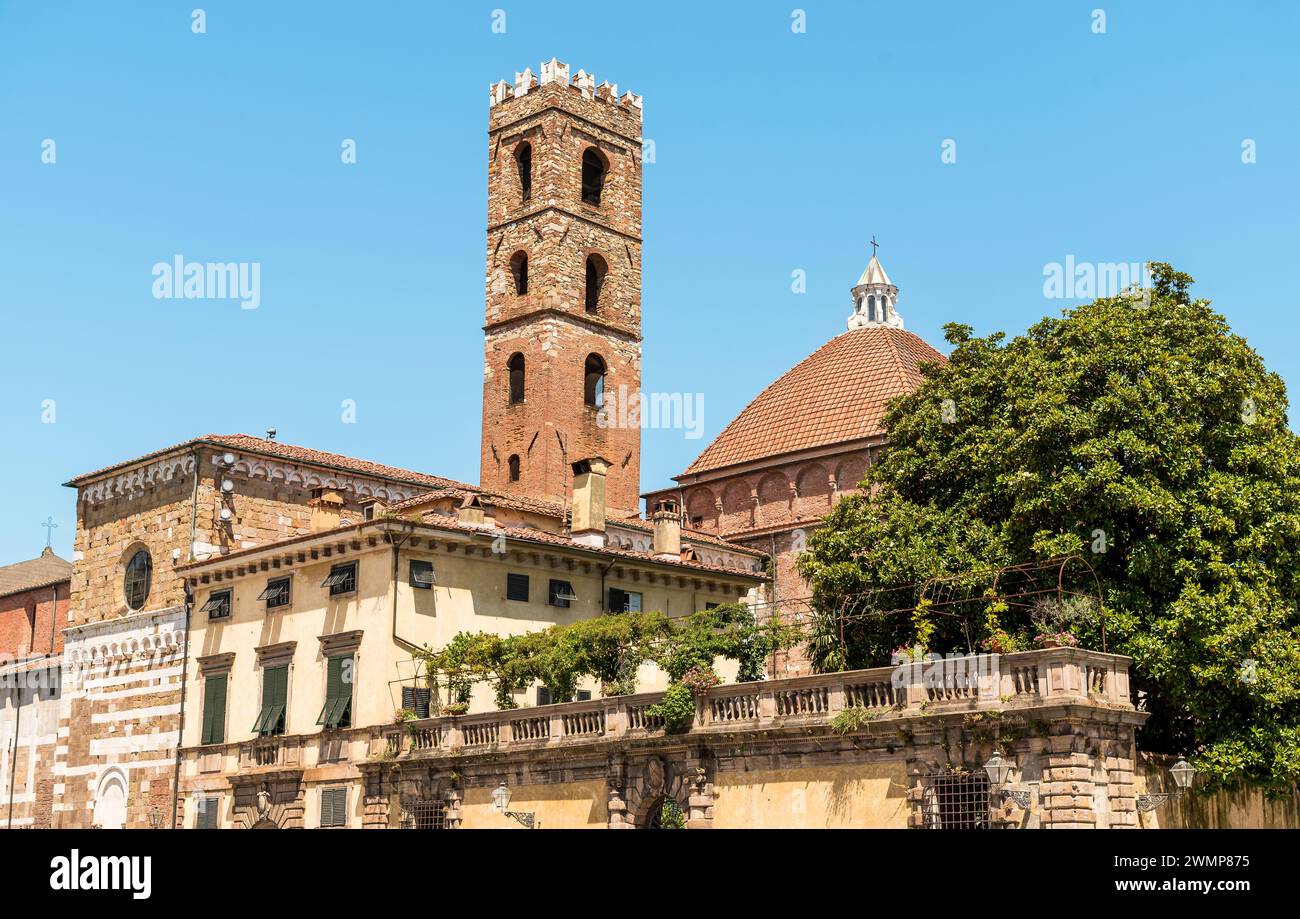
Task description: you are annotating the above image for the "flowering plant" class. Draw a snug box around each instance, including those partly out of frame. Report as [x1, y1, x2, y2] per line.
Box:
[1032, 631, 1078, 649]
[679, 665, 721, 695]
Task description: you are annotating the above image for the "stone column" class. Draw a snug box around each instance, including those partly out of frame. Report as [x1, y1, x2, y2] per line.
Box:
[360, 767, 391, 829]
[1038, 732, 1097, 829]
[1105, 732, 1139, 829]
[607, 785, 633, 829]
[686, 766, 715, 829]
[444, 787, 463, 829]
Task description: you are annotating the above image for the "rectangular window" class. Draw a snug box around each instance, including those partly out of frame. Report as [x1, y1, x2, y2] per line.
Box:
[923, 771, 991, 830]
[506, 573, 529, 602]
[321, 562, 357, 596]
[252, 665, 288, 736]
[320, 786, 347, 828]
[548, 579, 576, 608]
[401, 685, 431, 719]
[536, 686, 552, 706]
[257, 576, 291, 609]
[575, 690, 592, 702]
[196, 797, 220, 830]
[409, 560, 435, 589]
[400, 799, 446, 829]
[608, 588, 642, 613]
[201, 589, 231, 620]
[201, 673, 227, 745]
[317, 655, 354, 730]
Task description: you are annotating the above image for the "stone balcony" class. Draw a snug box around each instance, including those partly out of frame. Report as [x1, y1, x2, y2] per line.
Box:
[369, 647, 1135, 760]
[181, 647, 1145, 828]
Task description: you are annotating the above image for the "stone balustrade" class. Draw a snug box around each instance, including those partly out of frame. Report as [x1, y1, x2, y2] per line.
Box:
[184, 648, 1133, 773]
[369, 647, 1133, 759]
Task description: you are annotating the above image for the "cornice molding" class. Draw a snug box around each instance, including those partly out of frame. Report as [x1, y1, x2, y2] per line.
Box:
[220, 454, 422, 504]
[78, 454, 196, 505]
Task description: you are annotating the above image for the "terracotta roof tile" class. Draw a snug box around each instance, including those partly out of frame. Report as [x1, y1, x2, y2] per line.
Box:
[683, 327, 946, 476]
[0, 550, 72, 599]
[65, 434, 474, 492]
[177, 516, 763, 580]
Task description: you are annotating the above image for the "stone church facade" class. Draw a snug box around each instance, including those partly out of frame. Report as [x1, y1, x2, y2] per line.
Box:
[54, 436, 472, 827]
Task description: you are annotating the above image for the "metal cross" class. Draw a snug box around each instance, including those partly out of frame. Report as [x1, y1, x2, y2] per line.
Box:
[41, 516, 57, 548]
[869, 236, 880, 258]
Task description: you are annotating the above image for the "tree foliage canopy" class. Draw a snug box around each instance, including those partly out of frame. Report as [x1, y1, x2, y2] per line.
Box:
[797, 264, 1300, 790]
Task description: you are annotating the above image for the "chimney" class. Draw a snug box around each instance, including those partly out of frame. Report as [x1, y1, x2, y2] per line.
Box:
[457, 494, 488, 527]
[570, 457, 610, 548]
[308, 488, 346, 533]
[652, 498, 682, 560]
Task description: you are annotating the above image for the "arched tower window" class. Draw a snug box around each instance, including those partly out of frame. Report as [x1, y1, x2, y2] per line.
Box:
[584, 254, 607, 314]
[584, 353, 607, 408]
[123, 548, 152, 611]
[514, 142, 532, 202]
[509, 251, 528, 296]
[508, 455, 521, 482]
[581, 147, 607, 206]
[508, 353, 525, 404]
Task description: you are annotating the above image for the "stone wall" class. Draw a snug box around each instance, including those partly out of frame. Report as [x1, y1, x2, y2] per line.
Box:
[57, 607, 187, 828]
[1136, 752, 1300, 829]
[71, 446, 403, 625]
[0, 662, 62, 828]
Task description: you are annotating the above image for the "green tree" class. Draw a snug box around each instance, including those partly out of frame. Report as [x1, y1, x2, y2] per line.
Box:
[798, 264, 1300, 790]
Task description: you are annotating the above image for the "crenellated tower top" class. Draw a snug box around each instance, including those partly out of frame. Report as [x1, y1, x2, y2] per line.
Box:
[489, 58, 643, 123]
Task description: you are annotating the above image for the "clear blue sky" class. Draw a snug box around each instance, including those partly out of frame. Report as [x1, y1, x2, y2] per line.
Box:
[2, 1, 1297, 562]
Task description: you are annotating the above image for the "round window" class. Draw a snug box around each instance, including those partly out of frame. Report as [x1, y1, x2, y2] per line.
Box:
[124, 549, 152, 610]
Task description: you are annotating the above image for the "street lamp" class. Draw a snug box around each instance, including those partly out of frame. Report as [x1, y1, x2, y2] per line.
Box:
[491, 781, 538, 829]
[983, 751, 1033, 809]
[1137, 757, 1195, 812]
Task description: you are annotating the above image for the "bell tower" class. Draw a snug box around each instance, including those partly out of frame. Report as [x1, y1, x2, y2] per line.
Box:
[480, 59, 644, 517]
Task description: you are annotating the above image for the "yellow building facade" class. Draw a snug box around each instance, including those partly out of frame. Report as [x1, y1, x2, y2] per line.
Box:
[176, 486, 764, 829]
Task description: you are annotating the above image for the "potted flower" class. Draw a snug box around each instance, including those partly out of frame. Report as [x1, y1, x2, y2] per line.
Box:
[394, 708, 418, 724]
[979, 629, 1022, 655]
[1029, 597, 1097, 650]
[441, 701, 469, 717]
[679, 665, 720, 695]
[892, 644, 927, 663]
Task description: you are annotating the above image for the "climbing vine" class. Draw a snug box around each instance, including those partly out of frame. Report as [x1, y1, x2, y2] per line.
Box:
[418, 603, 799, 717]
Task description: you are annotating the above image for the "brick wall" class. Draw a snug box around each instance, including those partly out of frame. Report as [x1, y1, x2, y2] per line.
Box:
[649, 446, 878, 677]
[481, 72, 644, 517]
[0, 581, 68, 658]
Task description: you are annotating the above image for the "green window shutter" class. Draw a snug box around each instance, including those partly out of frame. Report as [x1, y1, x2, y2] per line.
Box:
[318, 655, 354, 729]
[321, 787, 346, 827]
[255, 665, 289, 735]
[202, 674, 227, 745]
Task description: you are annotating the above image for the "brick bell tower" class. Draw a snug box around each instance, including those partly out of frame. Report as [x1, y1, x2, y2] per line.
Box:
[480, 59, 644, 518]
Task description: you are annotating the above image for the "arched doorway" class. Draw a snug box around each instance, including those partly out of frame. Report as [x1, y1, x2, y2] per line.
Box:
[92, 769, 128, 829]
[642, 796, 686, 829]
[251, 818, 279, 829]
